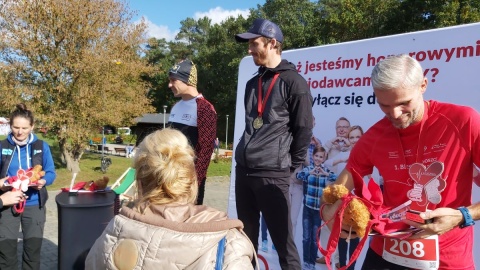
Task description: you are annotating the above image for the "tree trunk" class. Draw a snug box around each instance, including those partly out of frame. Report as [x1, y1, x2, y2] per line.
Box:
[59, 139, 81, 173]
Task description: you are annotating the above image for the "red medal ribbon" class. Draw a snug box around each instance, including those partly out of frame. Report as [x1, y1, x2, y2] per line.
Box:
[257, 73, 280, 119]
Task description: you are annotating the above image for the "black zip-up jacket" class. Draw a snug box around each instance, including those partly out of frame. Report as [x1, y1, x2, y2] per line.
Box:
[235, 59, 313, 178]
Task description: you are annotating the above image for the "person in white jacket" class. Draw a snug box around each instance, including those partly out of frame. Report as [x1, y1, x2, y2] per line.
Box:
[86, 128, 256, 269]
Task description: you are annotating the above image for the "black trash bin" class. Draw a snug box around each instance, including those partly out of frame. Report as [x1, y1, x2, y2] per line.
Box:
[56, 191, 116, 270]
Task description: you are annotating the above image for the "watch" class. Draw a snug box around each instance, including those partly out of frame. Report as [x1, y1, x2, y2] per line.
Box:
[458, 206, 475, 228]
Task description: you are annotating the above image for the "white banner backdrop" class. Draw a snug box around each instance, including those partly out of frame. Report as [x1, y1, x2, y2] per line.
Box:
[227, 23, 480, 269]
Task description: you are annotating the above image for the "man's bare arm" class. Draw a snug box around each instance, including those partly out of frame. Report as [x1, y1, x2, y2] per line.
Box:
[333, 168, 355, 190]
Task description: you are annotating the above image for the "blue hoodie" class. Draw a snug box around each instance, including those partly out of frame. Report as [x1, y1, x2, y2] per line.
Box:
[1, 133, 56, 206]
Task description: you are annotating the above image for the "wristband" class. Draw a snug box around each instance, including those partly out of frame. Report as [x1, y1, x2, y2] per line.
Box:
[458, 206, 475, 228]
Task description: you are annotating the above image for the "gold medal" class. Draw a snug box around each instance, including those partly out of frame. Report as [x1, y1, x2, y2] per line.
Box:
[253, 117, 263, 129]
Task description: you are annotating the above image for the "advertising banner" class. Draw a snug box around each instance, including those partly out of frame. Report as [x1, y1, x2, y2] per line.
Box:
[229, 23, 480, 269]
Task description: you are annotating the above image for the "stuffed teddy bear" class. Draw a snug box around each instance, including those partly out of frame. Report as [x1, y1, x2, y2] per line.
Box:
[83, 176, 110, 191]
[29, 165, 46, 184]
[322, 184, 371, 237]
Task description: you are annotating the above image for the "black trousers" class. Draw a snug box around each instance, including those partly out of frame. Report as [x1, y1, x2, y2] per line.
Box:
[196, 177, 206, 205]
[338, 237, 360, 270]
[235, 168, 301, 270]
[0, 205, 46, 270]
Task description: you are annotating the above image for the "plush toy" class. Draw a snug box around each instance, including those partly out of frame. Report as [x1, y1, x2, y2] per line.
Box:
[8, 165, 46, 192]
[319, 172, 406, 270]
[83, 176, 110, 191]
[29, 165, 46, 184]
[6, 165, 46, 213]
[322, 184, 371, 237]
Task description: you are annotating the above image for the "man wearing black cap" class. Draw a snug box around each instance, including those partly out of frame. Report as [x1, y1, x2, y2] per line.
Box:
[167, 59, 217, 205]
[235, 18, 313, 270]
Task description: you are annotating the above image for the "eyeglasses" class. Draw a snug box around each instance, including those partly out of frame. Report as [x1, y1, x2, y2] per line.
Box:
[336, 126, 350, 129]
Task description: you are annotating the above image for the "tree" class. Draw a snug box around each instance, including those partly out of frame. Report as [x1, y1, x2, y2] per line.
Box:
[253, 0, 322, 49]
[194, 16, 251, 142]
[316, 0, 480, 43]
[382, 0, 480, 34]
[0, 0, 155, 172]
[317, 0, 397, 43]
[142, 38, 177, 111]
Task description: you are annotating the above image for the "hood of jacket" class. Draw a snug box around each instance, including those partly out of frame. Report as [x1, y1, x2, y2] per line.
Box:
[6, 132, 38, 146]
[3, 133, 38, 172]
[85, 204, 254, 270]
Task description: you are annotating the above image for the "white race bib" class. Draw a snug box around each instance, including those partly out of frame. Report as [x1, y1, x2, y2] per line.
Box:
[382, 235, 439, 269]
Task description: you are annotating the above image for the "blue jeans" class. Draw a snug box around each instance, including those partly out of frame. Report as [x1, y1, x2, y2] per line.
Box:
[302, 206, 321, 266]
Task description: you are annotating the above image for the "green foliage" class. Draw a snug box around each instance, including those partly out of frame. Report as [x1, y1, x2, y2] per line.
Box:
[316, 0, 480, 43]
[142, 38, 178, 111]
[317, 0, 399, 43]
[194, 17, 250, 139]
[255, 0, 322, 49]
[382, 0, 480, 34]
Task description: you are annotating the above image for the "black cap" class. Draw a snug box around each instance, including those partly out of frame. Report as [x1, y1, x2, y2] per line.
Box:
[168, 59, 197, 87]
[235, 18, 284, 43]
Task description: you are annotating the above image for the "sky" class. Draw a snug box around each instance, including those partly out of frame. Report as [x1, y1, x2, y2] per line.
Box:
[126, 1, 264, 41]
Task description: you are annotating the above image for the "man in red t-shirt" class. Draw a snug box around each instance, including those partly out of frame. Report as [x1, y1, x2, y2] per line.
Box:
[322, 54, 480, 269]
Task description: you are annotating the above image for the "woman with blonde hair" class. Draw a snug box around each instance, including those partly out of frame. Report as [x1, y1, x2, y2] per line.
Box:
[86, 128, 256, 269]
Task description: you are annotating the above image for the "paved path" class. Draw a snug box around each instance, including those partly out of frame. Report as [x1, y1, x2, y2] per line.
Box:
[17, 175, 231, 269]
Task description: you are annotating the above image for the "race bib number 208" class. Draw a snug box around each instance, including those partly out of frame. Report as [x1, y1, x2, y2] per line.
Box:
[383, 235, 439, 269]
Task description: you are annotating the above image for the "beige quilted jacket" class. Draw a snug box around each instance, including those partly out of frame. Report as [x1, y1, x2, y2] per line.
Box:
[85, 204, 255, 270]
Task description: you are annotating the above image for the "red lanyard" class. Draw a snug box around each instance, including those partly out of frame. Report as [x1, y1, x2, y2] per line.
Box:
[257, 73, 279, 118]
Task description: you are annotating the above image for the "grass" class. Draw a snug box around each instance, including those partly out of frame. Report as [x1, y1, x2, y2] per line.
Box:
[0, 134, 232, 190]
[208, 153, 234, 177]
